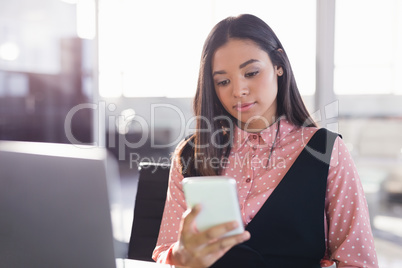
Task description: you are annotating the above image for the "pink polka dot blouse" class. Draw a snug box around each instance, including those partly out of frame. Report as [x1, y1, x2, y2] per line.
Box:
[152, 118, 378, 268]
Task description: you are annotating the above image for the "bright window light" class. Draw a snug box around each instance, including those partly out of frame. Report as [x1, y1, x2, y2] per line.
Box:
[76, 0, 96, 39]
[61, 0, 79, 4]
[0, 42, 20, 61]
[334, 0, 402, 95]
[98, 0, 316, 98]
[99, 71, 123, 98]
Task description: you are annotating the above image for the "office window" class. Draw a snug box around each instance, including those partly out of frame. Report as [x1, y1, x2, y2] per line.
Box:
[98, 0, 316, 98]
[334, 0, 402, 95]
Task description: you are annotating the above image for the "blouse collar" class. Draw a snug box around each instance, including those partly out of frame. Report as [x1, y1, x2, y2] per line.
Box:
[231, 117, 297, 152]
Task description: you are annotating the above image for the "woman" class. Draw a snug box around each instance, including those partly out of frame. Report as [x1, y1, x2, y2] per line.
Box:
[152, 14, 378, 268]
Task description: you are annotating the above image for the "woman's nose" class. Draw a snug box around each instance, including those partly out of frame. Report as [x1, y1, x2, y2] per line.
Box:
[232, 79, 249, 98]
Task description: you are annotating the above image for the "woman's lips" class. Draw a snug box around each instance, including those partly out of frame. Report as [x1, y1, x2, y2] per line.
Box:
[234, 102, 256, 112]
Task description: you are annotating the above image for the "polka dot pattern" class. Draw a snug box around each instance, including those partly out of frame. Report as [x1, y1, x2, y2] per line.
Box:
[323, 138, 378, 267]
[152, 119, 378, 267]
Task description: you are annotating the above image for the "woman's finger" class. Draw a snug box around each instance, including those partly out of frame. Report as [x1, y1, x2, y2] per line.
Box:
[201, 231, 250, 257]
[189, 220, 241, 247]
[180, 204, 201, 236]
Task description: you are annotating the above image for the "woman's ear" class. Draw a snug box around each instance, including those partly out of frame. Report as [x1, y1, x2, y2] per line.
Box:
[276, 66, 284, 76]
[275, 49, 284, 76]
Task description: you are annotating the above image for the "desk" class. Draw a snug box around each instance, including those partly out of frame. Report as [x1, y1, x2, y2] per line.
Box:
[116, 259, 175, 268]
[116, 259, 338, 268]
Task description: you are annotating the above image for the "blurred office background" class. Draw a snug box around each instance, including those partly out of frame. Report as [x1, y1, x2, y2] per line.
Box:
[0, 0, 401, 266]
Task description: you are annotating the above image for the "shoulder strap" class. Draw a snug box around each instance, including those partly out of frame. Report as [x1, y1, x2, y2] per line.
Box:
[303, 128, 340, 166]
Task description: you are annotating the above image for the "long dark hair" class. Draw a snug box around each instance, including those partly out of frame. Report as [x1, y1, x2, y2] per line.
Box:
[180, 14, 316, 177]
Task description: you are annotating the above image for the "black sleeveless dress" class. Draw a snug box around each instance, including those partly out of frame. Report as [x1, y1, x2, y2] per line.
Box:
[208, 128, 339, 268]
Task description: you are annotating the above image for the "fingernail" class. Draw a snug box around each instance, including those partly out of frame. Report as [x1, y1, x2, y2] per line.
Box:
[243, 232, 250, 240]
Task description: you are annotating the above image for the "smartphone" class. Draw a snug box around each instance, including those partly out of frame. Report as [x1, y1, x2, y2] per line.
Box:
[182, 176, 244, 237]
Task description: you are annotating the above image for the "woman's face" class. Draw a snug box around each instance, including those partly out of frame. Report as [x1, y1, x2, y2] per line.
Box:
[212, 38, 282, 132]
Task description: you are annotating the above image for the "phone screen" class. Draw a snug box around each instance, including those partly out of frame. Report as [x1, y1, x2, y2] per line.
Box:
[182, 176, 244, 237]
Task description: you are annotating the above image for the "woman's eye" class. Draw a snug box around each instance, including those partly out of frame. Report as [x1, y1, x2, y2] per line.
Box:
[245, 71, 259, 77]
[217, 80, 230, 86]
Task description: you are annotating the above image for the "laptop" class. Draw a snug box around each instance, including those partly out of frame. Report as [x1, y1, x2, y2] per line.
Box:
[0, 140, 119, 268]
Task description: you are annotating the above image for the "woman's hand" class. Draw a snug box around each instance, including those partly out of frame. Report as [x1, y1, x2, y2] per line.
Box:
[171, 205, 251, 268]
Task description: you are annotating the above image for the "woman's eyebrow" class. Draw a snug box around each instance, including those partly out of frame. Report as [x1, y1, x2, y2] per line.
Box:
[212, 70, 226, 77]
[212, 59, 260, 77]
[239, 59, 259, 69]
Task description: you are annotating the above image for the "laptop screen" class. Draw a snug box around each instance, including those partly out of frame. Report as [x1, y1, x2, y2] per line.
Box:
[0, 141, 118, 268]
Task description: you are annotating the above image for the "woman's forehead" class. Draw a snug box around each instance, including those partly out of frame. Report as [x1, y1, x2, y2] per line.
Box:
[212, 39, 270, 69]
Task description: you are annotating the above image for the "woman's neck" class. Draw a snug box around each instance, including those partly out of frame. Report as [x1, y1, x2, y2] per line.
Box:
[236, 116, 282, 133]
